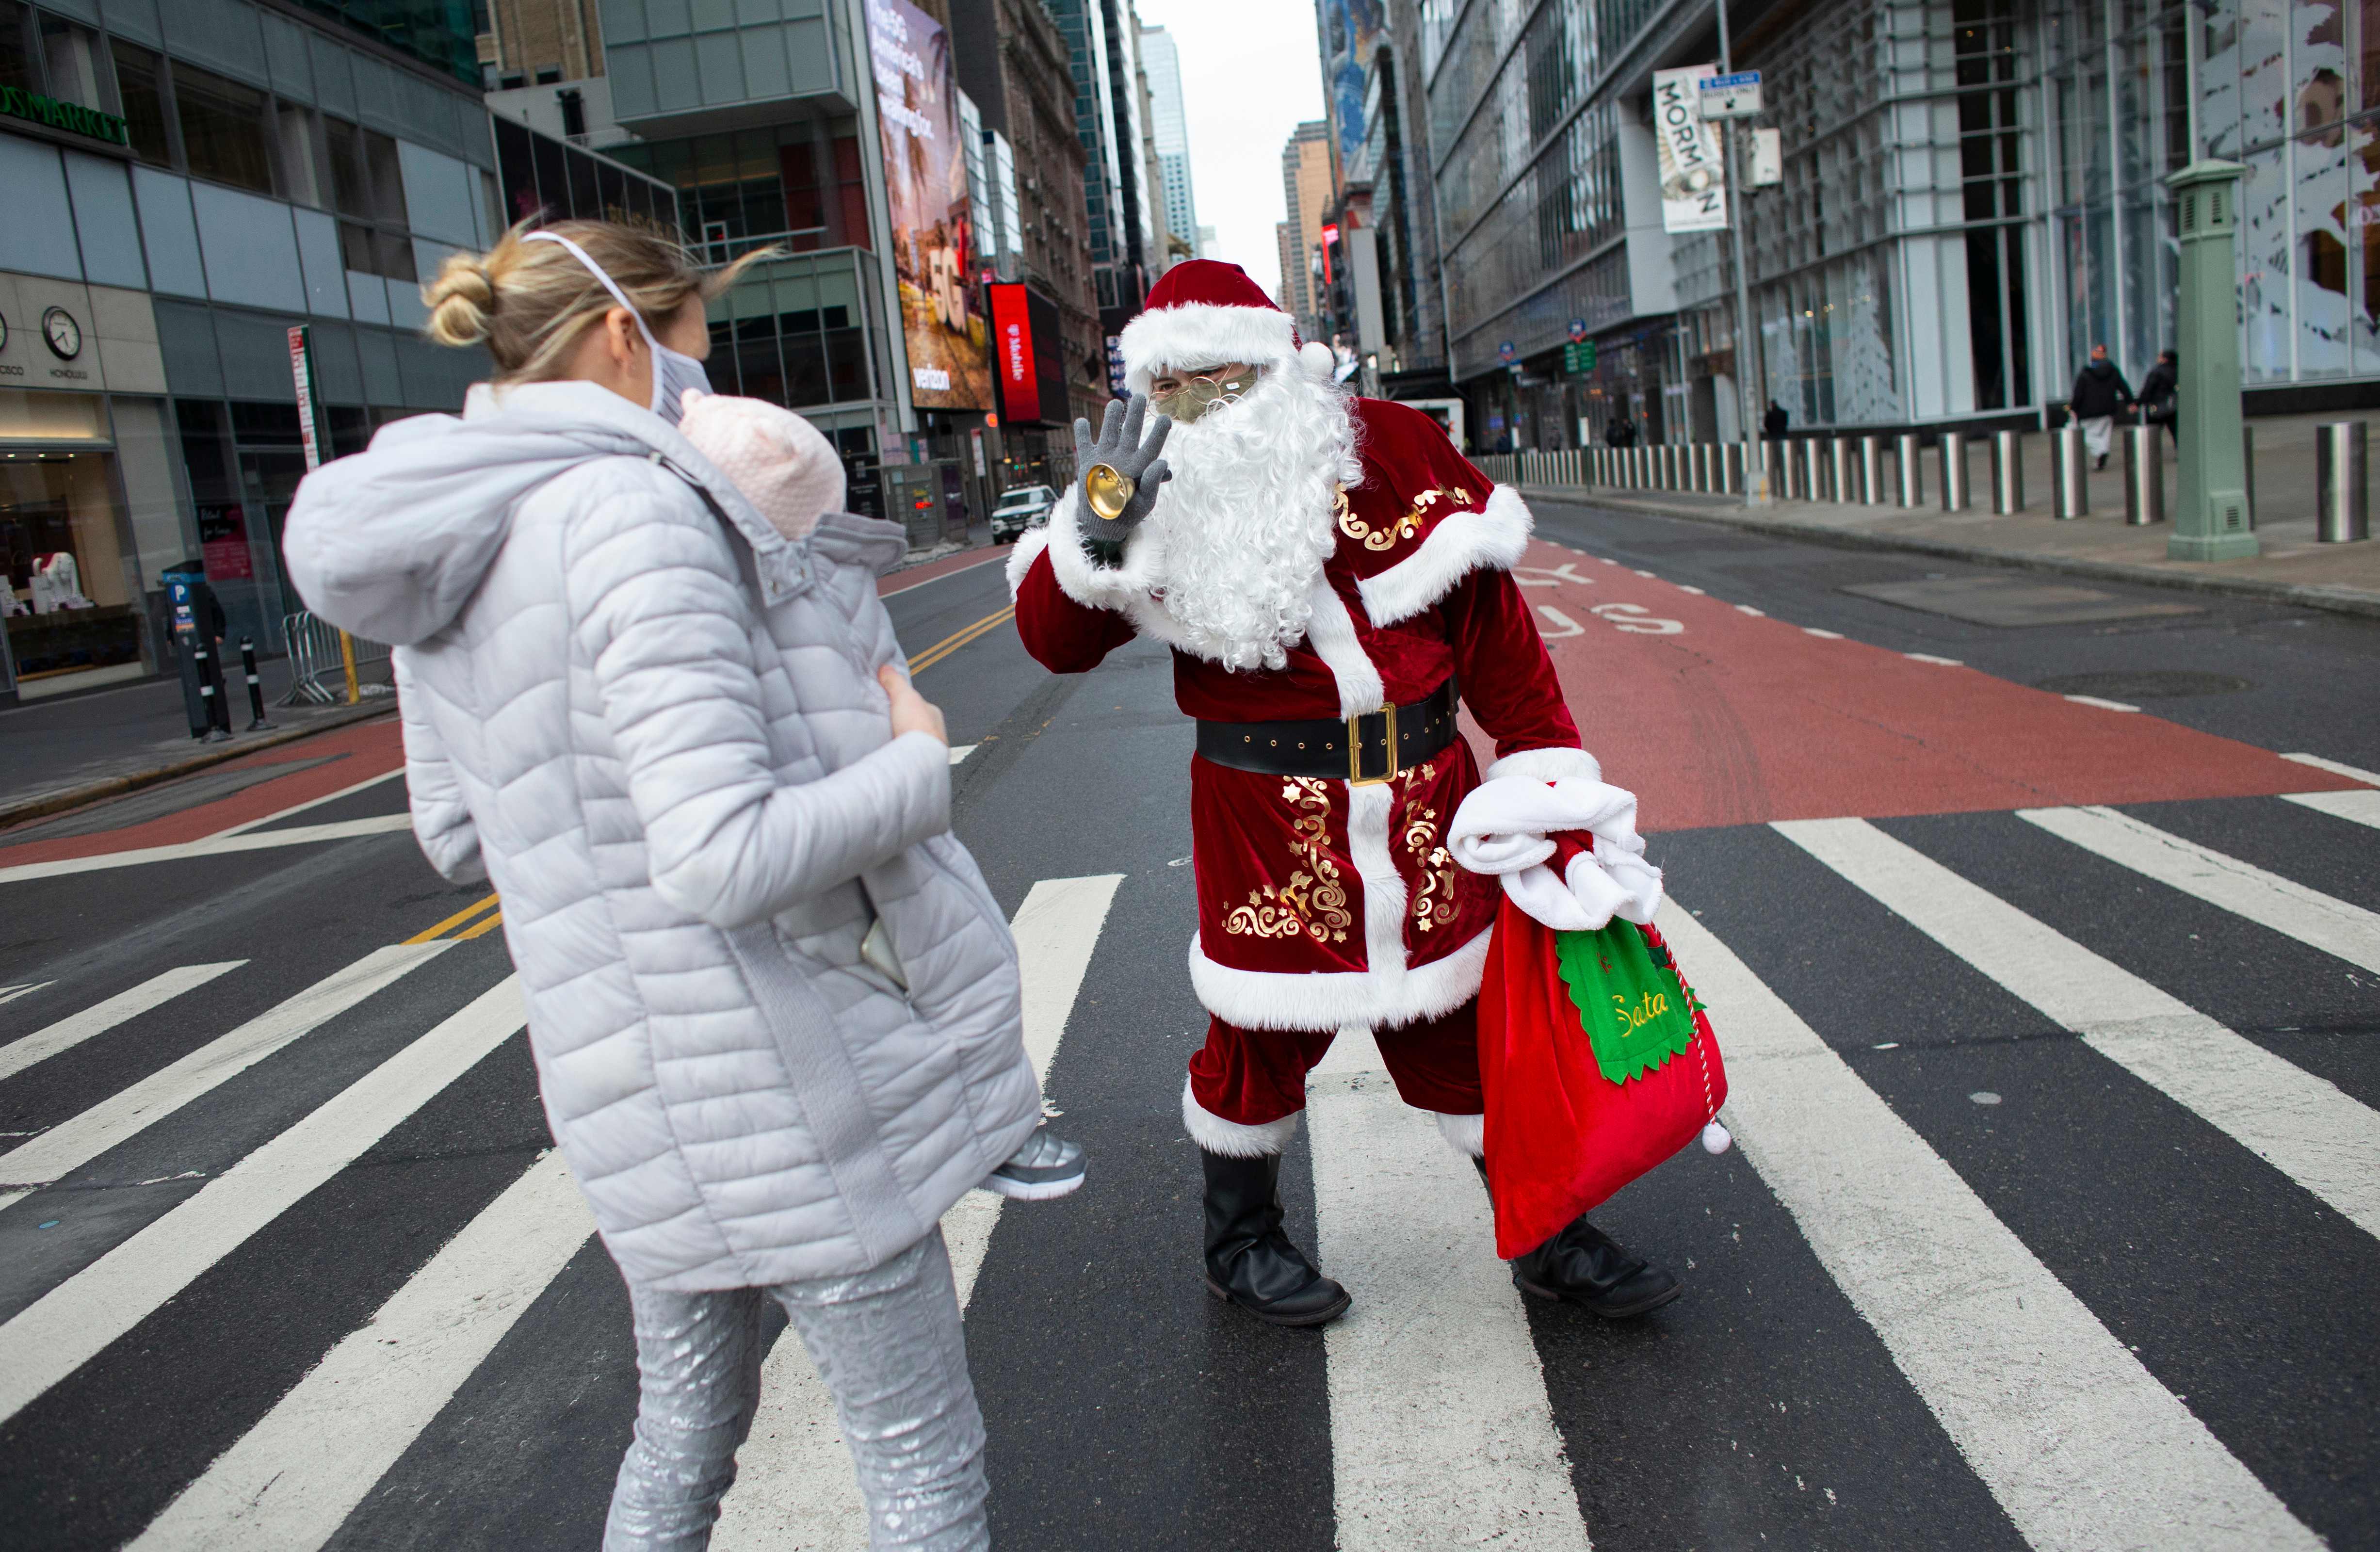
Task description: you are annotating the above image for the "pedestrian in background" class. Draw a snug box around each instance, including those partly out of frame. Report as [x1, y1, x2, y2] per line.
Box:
[1763, 400, 1789, 441]
[2140, 349, 2178, 430]
[2068, 343, 2135, 469]
[283, 220, 1076, 1552]
[1604, 414, 1638, 447]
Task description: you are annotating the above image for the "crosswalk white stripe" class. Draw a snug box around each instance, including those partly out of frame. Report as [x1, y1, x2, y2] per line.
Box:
[2018, 804, 2380, 976]
[1775, 818, 2380, 1241]
[127, 1147, 586, 1551]
[2283, 787, 2380, 832]
[0, 962, 246, 1083]
[208, 767, 407, 839]
[0, 941, 450, 1210]
[0, 974, 523, 1423]
[711, 873, 1126, 1552]
[0, 981, 55, 1006]
[0, 814, 415, 886]
[1656, 899, 2323, 1552]
[1306, 1041, 1590, 1552]
[2282, 751, 2380, 785]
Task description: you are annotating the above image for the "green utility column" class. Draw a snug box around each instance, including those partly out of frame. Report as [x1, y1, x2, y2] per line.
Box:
[2168, 159, 2257, 561]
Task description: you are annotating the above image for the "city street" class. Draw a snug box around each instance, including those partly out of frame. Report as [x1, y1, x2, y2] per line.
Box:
[3, 502, 2378, 1551]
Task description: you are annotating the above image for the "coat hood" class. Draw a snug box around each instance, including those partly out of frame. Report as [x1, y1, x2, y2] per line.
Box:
[282, 379, 801, 646]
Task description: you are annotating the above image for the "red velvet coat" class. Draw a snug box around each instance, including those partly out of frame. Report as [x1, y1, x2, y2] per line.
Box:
[1006, 398, 1595, 1034]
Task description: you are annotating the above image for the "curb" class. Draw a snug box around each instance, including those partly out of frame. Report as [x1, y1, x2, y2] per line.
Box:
[1522, 486, 2380, 623]
[0, 700, 398, 834]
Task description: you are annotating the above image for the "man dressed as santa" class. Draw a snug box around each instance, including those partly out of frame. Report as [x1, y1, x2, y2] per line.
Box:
[1007, 260, 1680, 1326]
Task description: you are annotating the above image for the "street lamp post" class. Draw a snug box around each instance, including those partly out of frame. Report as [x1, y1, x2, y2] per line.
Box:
[1715, 0, 1769, 506]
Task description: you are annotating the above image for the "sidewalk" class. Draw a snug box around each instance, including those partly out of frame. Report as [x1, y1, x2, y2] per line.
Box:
[1526, 410, 2380, 620]
[0, 654, 395, 832]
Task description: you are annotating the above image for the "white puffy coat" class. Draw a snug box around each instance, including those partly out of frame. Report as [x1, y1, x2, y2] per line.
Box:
[283, 381, 1039, 1290]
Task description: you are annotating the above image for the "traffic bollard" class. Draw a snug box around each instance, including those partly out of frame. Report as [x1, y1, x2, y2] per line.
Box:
[192, 636, 232, 741]
[2123, 426, 2165, 526]
[2316, 421, 2368, 542]
[2243, 424, 2257, 528]
[240, 636, 276, 731]
[1895, 433, 1924, 506]
[1859, 435, 1885, 505]
[1831, 437, 1859, 504]
[1721, 441, 1743, 495]
[2051, 422, 2088, 518]
[1991, 430, 2025, 514]
[1690, 443, 1708, 492]
[1780, 441, 1802, 500]
[1939, 431, 1970, 512]
[1794, 438, 1819, 501]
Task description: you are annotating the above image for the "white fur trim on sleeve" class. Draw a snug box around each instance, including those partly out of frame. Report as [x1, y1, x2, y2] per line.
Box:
[1355, 484, 1534, 627]
[1003, 526, 1052, 598]
[1484, 745, 1603, 784]
[1432, 1110, 1486, 1159]
[1119, 302, 1300, 388]
[1023, 485, 1193, 648]
[1182, 1077, 1302, 1156]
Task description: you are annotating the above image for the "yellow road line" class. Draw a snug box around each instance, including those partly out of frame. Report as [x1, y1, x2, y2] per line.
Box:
[405, 893, 500, 944]
[910, 605, 1015, 673]
[455, 910, 505, 942]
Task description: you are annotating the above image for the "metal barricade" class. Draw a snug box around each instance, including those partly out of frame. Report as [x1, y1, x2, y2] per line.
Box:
[280, 610, 393, 706]
[2123, 426, 2165, 526]
[1895, 433, 1924, 506]
[2316, 421, 2368, 542]
[1939, 431, 1970, 512]
[1991, 430, 2025, 514]
[2050, 423, 2088, 518]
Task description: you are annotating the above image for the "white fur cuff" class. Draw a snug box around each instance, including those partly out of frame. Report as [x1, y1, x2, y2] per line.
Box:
[1484, 746, 1603, 784]
[1183, 1077, 1302, 1156]
[1433, 1110, 1486, 1159]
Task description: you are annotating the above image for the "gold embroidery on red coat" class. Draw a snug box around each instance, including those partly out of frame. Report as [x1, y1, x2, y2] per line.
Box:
[1337, 485, 1467, 552]
[1399, 757, 1459, 932]
[1224, 778, 1353, 944]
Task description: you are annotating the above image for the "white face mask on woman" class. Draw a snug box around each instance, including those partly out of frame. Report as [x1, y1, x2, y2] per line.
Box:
[523, 230, 711, 424]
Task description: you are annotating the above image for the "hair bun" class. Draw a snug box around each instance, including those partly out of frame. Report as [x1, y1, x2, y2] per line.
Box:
[424, 254, 498, 347]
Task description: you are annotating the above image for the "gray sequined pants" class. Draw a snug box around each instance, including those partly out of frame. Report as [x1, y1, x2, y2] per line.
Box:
[603, 1228, 990, 1551]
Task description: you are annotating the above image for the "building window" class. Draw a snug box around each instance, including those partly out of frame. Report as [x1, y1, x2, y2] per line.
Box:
[0, 2, 32, 96]
[500, 72, 525, 90]
[275, 102, 325, 207]
[109, 40, 172, 165]
[175, 63, 275, 195]
[38, 14, 115, 113]
[534, 65, 561, 84]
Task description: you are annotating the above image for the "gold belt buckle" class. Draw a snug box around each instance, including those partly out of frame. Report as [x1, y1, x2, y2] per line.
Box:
[1347, 702, 1399, 785]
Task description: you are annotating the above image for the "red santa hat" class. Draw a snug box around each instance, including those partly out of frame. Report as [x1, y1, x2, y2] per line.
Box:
[1117, 259, 1338, 394]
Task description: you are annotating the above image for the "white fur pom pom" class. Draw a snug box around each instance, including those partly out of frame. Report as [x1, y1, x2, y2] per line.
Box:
[1298, 339, 1335, 379]
[1700, 1120, 1733, 1155]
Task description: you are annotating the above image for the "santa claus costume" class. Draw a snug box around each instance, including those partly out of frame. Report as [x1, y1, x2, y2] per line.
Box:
[1008, 260, 1679, 1325]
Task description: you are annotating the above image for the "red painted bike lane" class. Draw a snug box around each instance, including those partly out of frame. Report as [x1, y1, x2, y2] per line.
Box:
[1493, 540, 2364, 833]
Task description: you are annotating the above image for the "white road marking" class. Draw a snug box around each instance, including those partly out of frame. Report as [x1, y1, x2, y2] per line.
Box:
[0, 982, 55, 1006]
[1535, 605, 1586, 639]
[1676, 583, 1706, 594]
[208, 767, 406, 838]
[1306, 1032, 1589, 1552]
[948, 744, 977, 764]
[2018, 805, 2380, 977]
[0, 814, 415, 886]
[1633, 567, 1656, 577]
[2062, 695, 2141, 712]
[712, 874, 1125, 1552]
[1656, 901, 2324, 1552]
[0, 942, 450, 1210]
[0, 975, 524, 1425]
[0, 962, 245, 1083]
[1803, 627, 1844, 638]
[128, 1146, 585, 1551]
[2283, 751, 2380, 786]
[1735, 603, 1765, 615]
[1776, 818, 2380, 1241]
[1905, 652, 1963, 665]
[2284, 788, 2380, 832]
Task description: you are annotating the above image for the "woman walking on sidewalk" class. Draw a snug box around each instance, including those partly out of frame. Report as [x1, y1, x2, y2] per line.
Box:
[281, 220, 1074, 1550]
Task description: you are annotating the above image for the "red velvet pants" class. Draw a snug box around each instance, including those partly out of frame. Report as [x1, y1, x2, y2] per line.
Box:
[1188, 997, 1485, 1127]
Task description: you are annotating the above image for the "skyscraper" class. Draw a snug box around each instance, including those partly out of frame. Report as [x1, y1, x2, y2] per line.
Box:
[1279, 120, 1333, 341]
[1138, 26, 1199, 264]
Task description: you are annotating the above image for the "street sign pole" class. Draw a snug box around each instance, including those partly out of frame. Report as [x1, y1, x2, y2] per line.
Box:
[287, 324, 359, 702]
[1714, 4, 1769, 506]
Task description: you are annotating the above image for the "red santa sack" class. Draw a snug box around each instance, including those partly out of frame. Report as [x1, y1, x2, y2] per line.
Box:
[1476, 897, 1728, 1260]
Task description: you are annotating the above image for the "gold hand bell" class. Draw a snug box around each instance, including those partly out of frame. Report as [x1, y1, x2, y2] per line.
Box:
[1083, 462, 1136, 522]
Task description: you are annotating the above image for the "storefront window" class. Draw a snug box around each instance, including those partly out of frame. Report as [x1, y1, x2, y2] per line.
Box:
[0, 449, 144, 695]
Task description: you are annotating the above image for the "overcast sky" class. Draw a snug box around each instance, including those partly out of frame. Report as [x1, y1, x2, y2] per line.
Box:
[1133, 0, 1327, 303]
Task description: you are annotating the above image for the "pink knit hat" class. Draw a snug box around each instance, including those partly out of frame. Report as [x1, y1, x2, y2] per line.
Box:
[677, 389, 846, 542]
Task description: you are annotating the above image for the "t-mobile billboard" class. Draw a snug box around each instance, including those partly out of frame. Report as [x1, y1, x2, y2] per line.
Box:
[868, 0, 990, 411]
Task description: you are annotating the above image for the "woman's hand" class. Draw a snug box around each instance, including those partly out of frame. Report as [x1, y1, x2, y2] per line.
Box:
[879, 664, 948, 746]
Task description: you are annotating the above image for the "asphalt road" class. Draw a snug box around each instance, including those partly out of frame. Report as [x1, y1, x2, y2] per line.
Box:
[1, 501, 2375, 1551]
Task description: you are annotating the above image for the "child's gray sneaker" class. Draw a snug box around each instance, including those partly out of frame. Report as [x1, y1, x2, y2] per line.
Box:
[982, 1127, 1085, 1200]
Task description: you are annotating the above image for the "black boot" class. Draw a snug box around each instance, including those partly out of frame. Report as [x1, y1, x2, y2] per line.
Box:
[1475, 1159, 1681, 1318]
[1200, 1148, 1350, 1327]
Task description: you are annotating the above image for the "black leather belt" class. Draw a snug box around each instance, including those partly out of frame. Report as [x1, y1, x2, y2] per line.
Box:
[1197, 678, 1459, 784]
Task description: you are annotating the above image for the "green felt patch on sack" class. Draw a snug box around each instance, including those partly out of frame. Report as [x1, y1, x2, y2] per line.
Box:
[1554, 923, 1700, 1085]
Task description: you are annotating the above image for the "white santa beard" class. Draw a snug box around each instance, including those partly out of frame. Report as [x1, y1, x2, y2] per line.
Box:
[1135, 367, 1362, 671]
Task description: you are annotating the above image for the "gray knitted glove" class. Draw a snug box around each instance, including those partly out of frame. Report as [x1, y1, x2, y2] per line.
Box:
[1073, 395, 1172, 565]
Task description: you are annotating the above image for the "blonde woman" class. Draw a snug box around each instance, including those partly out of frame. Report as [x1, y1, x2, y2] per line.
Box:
[284, 221, 1076, 1550]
